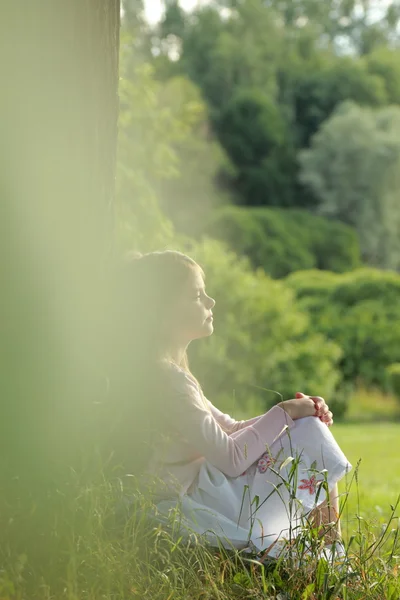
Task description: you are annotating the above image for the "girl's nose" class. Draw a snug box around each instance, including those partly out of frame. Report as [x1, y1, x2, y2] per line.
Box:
[208, 296, 216, 309]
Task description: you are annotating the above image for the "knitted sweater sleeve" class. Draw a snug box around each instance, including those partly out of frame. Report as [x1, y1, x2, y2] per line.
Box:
[164, 368, 294, 478]
[206, 399, 263, 433]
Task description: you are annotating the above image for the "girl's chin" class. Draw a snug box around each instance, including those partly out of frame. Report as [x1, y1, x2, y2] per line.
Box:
[187, 321, 214, 341]
[204, 322, 214, 335]
[194, 323, 214, 339]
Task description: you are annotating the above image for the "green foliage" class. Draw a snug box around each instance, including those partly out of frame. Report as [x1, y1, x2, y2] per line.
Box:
[214, 90, 299, 206]
[215, 90, 285, 168]
[286, 268, 400, 388]
[118, 2, 399, 411]
[203, 207, 314, 278]
[117, 41, 234, 251]
[365, 48, 400, 105]
[159, 0, 186, 40]
[300, 102, 400, 270]
[117, 50, 175, 251]
[386, 363, 400, 402]
[150, 0, 400, 218]
[290, 58, 387, 147]
[265, 0, 400, 54]
[264, 0, 338, 30]
[117, 19, 237, 247]
[177, 1, 281, 111]
[202, 205, 361, 278]
[180, 238, 342, 411]
[154, 75, 236, 237]
[121, 0, 153, 65]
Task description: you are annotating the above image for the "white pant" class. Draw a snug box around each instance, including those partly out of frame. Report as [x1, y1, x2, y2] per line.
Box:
[157, 417, 352, 554]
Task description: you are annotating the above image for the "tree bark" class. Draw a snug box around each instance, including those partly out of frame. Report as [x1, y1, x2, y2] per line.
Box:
[0, 0, 120, 482]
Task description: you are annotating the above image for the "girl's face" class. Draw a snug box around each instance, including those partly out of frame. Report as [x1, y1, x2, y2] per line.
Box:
[169, 267, 215, 344]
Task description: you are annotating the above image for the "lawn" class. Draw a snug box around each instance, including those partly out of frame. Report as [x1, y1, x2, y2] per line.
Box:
[0, 424, 398, 599]
[333, 422, 400, 525]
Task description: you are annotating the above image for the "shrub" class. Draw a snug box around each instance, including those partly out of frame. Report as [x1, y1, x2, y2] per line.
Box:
[285, 268, 400, 389]
[214, 90, 285, 169]
[386, 363, 400, 401]
[202, 206, 361, 279]
[327, 381, 355, 421]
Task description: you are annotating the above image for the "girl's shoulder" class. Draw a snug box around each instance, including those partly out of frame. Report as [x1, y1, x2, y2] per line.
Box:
[158, 360, 210, 412]
[158, 359, 199, 390]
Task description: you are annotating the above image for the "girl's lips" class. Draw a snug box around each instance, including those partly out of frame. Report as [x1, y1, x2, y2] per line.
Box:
[206, 316, 213, 321]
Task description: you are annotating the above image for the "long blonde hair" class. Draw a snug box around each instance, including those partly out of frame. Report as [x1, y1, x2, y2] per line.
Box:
[103, 249, 208, 471]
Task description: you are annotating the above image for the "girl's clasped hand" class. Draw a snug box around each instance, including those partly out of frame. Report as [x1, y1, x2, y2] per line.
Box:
[278, 392, 333, 427]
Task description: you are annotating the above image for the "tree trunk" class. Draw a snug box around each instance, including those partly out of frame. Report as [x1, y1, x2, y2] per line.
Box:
[0, 1, 120, 483]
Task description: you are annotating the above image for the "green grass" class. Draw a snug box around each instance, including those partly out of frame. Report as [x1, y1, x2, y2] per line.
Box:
[334, 422, 400, 522]
[345, 385, 400, 423]
[1, 400, 399, 599]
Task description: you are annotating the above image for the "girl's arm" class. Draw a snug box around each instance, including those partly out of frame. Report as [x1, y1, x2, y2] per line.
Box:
[205, 399, 262, 434]
[163, 367, 294, 478]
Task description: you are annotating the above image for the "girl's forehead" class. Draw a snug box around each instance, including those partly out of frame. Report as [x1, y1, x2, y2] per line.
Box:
[187, 267, 205, 289]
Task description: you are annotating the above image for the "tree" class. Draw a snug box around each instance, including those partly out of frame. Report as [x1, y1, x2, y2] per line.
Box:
[118, 6, 236, 244]
[261, 0, 400, 54]
[116, 54, 175, 251]
[154, 76, 236, 237]
[299, 102, 400, 270]
[213, 90, 301, 206]
[0, 1, 120, 481]
[349, 1, 400, 55]
[117, 51, 232, 248]
[290, 57, 387, 147]
[159, 0, 282, 112]
[121, 0, 156, 67]
[365, 48, 400, 105]
[215, 91, 285, 168]
[153, 1, 395, 210]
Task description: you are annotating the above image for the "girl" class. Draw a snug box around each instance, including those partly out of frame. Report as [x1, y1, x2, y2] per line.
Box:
[107, 249, 351, 560]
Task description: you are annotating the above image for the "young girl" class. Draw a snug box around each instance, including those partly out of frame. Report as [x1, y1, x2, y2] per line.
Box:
[108, 249, 352, 560]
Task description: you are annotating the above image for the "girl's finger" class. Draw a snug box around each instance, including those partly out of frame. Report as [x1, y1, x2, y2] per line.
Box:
[311, 396, 326, 408]
[311, 397, 319, 416]
[315, 402, 329, 415]
[321, 411, 333, 423]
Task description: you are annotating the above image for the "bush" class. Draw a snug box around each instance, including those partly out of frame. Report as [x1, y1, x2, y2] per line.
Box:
[176, 238, 342, 413]
[214, 90, 285, 169]
[202, 206, 361, 278]
[285, 268, 400, 389]
[386, 363, 400, 401]
[284, 210, 361, 273]
[327, 381, 355, 421]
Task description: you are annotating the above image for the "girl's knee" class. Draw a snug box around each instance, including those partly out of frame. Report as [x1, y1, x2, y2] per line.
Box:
[291, 415, 327, 439]
[293, 416, 318, 429]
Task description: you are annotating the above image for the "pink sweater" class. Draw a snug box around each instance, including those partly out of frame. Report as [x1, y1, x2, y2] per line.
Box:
[147, 363, 295, 498]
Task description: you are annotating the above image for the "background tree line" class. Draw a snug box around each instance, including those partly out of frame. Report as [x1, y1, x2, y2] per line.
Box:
[117, 0, 400, 417]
